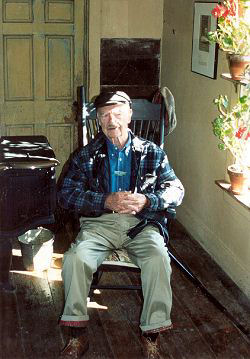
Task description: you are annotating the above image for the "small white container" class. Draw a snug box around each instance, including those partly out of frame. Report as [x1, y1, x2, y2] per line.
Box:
[18, 227, 54, 271]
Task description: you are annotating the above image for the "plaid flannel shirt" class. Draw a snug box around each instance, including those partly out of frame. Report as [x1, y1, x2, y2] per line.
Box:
[58, 131, 184, 226]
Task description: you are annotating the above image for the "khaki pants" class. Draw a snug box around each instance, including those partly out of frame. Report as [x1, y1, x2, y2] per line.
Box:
[60, 213, 172, 333]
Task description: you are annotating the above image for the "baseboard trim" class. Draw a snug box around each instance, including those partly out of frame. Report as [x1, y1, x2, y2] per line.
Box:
[177, 205, 250, 299]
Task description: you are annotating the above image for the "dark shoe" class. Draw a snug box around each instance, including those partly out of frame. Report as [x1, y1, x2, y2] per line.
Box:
[141, 334, 161, 359]
[60, 335, 89, 358]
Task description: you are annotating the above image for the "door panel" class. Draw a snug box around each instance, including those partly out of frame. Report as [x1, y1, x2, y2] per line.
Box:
[4, 35, 34, 100]
[45, 35, 74, 99]
[0, 0, 85, 176]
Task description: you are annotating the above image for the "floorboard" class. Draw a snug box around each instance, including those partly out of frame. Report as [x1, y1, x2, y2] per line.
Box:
[0, 220, 250, 359]
[162, 293, 216, 359]
[168, 221, 250, 340]
[171, 267, 249, 359]
[0, 285, 24, 359]
[14, 271, 63, 358]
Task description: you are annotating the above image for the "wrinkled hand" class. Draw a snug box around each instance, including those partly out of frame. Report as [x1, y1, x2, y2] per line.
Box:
[104, 191, 149, 214]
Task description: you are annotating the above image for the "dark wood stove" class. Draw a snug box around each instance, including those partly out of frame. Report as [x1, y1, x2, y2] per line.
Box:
[0, 136, 59, 239]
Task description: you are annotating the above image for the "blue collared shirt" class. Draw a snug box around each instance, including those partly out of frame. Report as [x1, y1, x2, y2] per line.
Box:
[106, 133, 132, 192]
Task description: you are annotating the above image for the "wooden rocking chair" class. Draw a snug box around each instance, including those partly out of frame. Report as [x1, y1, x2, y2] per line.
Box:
[75, 85, 180, 292]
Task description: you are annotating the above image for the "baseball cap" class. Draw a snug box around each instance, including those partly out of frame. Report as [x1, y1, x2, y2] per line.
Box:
[94, 91, 132, 109]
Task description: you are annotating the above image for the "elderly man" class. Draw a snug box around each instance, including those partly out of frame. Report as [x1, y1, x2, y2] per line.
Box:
[58, 91, 184, 359]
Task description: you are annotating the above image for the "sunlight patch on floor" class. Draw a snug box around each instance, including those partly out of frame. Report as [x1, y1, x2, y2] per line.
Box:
[47, 267, 62, 281]
[11, 249, 63, 281]
[10, 269, 46, 279]
[87, 297, 108, 310]
[11, 267, 63, 281]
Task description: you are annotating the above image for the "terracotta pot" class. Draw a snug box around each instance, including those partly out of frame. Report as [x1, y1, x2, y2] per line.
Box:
[227, 164, 249, 195]
[226, 54, 250, 80]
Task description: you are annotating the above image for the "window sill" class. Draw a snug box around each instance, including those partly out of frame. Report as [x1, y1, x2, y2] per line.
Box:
[221, 73, 249, 86]
[215, 180, 250, 211]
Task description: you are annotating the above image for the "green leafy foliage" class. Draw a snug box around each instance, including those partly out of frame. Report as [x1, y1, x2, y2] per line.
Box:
[212, 88, 250, 168]
[208, 0, 250, 55]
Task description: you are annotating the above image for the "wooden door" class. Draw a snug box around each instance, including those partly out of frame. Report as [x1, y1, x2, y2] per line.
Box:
[0, 0, 86, 175]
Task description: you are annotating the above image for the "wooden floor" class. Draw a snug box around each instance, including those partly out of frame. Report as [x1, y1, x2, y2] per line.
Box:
[1, 220, 250, 359]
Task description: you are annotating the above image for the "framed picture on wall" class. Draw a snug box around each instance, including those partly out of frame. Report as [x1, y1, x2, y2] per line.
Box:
[191, 2, 218, 79]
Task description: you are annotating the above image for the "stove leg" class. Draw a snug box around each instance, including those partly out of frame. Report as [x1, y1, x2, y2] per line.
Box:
[0, 238, 16, 292]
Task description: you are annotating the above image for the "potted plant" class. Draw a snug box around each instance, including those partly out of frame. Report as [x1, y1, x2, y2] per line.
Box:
[208, 0, 250, 80]
[212, 85, 250, 194]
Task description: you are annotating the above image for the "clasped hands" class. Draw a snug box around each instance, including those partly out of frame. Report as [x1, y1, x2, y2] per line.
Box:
[104, 191, 149, 215]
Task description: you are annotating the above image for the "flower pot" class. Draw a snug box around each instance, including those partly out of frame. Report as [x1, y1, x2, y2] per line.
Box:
[226, 54, 250, 80]
[227, 164, 249, 195]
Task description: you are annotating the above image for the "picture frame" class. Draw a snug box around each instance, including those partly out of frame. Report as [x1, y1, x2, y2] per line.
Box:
[191, 2, 218, 79]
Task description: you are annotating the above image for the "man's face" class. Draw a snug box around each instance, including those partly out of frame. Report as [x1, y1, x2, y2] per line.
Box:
[97, 103, 132, 143]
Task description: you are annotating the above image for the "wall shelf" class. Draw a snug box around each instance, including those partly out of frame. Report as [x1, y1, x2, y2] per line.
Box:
[221, 73, 249, 92]
[215, 180, 250, 210]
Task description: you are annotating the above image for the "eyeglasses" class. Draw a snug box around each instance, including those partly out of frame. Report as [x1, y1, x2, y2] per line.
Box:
[97, 107, 128, 121]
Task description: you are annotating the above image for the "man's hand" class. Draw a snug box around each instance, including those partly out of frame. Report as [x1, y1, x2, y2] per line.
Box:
[104, 191, 150, 214]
